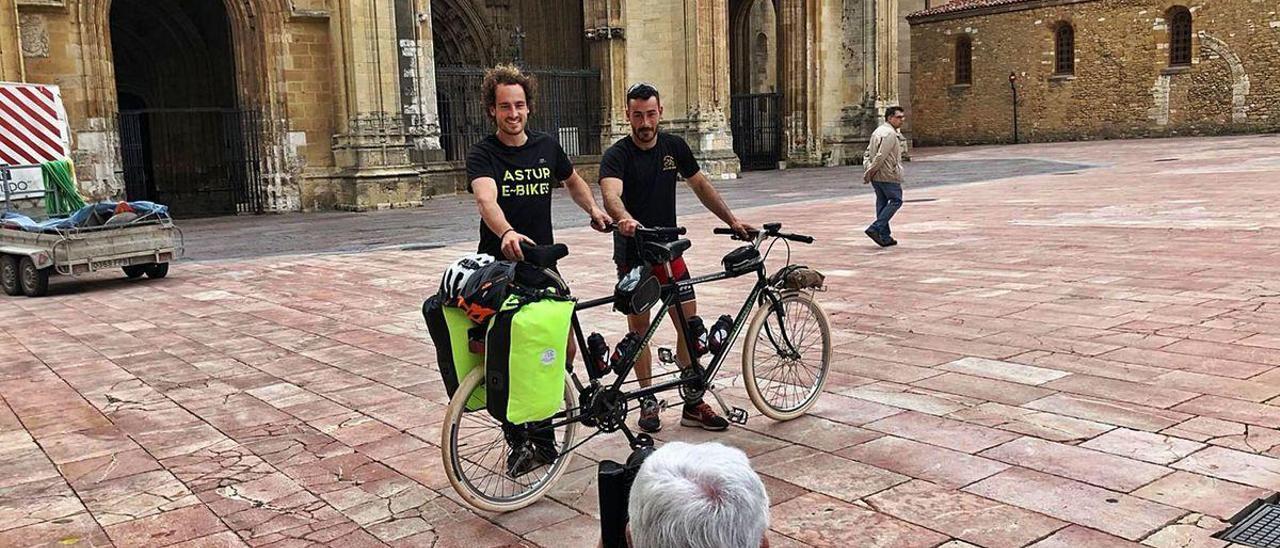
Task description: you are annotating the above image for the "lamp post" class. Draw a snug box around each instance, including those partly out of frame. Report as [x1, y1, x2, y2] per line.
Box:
[1009, 72, 1019, 144]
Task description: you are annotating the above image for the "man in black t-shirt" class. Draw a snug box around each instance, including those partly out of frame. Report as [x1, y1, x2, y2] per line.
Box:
[600, 82, 754, 434]
[467, 64, 611, 478]
[467, 65, 611, 261]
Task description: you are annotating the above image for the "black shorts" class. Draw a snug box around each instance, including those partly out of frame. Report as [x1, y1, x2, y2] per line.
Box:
[616, 257, 696, 305]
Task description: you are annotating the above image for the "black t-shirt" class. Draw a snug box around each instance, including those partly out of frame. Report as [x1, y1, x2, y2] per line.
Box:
[466, 131, 574, 258]
[599, 133, 700, 263]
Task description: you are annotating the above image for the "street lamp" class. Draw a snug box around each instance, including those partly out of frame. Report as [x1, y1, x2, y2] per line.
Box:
[1009, 72, 1019, 144]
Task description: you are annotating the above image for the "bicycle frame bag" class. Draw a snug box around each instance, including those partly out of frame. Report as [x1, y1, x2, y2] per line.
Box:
[485, 292, 575, 424]
[722, 245, 763, 276]
[422, 295, 485, 411]
[614, 266, 661, 315]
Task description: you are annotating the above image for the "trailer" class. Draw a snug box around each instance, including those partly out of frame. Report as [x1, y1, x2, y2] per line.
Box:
[0, 212, 182, 297]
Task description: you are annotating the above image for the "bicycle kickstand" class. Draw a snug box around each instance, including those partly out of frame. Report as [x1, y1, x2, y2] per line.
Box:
[706, 386, 749, 426]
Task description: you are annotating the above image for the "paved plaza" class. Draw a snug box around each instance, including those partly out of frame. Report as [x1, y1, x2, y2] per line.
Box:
[4, 134, 1280, 547]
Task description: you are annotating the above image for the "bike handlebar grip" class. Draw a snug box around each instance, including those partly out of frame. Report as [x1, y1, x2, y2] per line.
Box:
[713, 228, 735, 235]
[788, 234, 815, 244]
[639, 226, 686, 236]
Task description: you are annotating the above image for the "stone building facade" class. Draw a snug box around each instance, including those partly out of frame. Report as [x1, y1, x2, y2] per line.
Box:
[908, 0, 1280, 145]
[1, 0, 912, 214]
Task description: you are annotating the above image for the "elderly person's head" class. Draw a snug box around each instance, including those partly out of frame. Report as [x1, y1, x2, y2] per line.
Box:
[628, 442, 770, 548]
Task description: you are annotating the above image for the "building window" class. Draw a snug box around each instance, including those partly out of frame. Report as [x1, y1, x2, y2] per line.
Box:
[1168, 7, 1192, 66]
[1054, 23, 1074, 75]
[955, 36, 972, 85]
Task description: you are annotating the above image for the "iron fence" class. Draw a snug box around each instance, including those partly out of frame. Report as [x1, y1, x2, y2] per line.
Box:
[436, 66, 602, 161]
[118, 108, 264, 216]
[731, 93, 782, 171]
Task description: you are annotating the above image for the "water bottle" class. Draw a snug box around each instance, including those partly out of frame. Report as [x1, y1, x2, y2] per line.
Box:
[708, 315, 734, 356]
[686, 315, 709, 357]
[610, 332, 641, 376]
[587, 333, 611, 379]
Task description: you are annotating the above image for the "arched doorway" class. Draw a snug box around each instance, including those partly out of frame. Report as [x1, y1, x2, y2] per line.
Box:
[110, 0, 262, 216]
[729, 0, 782, 170]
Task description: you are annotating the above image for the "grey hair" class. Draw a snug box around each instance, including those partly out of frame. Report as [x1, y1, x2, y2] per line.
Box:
[628, 442, 770, 548]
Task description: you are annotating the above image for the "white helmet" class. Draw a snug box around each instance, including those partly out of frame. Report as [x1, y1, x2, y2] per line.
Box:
[440, 253, 496, 301]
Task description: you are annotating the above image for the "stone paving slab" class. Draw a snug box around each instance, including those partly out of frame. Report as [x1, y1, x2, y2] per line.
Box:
[4, 134, 1280, 546]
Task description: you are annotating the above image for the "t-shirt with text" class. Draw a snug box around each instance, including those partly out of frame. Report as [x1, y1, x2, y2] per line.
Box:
[466, 131, 574, 258]
[598, 132, 700, 264]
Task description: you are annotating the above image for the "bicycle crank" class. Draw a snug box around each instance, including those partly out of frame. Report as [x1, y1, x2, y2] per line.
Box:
[706, 387, 749, 426]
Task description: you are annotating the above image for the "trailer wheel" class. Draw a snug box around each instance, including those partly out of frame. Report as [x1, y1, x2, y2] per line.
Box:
[123, 265, 147, 279]
[19, 257, 49, 297]
[145, 263, 169, 279]
[1, 255, 20, 296]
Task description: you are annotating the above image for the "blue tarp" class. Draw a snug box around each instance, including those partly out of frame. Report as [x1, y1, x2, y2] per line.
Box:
[2, 201, 170, 233]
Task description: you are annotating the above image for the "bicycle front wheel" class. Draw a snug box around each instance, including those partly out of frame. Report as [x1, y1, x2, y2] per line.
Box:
[742, 291, 832, 421]
[441, 368, 578, 512]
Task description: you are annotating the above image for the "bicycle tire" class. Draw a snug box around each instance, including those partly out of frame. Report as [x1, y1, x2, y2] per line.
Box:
[741, 291, 832, 421]
[441, 368, 579, 512]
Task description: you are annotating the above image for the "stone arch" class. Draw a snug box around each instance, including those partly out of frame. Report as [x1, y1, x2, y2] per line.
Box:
[74, 0, 293, 209]
[1197, 32, 1250, 123]
[431, 0, 496, 66]
[730, 0, 780, 96]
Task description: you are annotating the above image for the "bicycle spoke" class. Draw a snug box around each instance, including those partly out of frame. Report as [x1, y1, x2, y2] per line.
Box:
[748, 295, 829, 415]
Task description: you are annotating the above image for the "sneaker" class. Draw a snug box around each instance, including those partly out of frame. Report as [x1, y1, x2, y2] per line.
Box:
[638, 396, 662, 433]
[506, 443, 557, 478]
[680, 401, 730, 431]
[884, 236, 898, 247]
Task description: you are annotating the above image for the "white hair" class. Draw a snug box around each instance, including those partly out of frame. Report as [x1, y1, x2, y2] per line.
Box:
[628, 442, 770, 548]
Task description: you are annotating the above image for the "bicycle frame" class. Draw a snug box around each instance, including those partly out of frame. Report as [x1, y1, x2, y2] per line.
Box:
[538, 244, 799, 435]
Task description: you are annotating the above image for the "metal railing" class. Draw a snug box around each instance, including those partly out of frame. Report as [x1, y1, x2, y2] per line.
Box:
[436, 66, 602, 161]
[118, 108, 265, 216]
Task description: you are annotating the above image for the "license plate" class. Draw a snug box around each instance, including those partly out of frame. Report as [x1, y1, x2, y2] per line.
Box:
[90, 258, 129, 270]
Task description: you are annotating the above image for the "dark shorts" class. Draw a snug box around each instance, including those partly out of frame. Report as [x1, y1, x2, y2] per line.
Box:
[617, 257, 696, 305]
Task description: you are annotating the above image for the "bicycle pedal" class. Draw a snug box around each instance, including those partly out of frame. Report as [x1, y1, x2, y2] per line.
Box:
[727, 407, 749, 425]
[657, 347, 677, 365]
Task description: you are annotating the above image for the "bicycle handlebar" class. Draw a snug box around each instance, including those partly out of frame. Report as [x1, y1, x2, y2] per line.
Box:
[713, 224, 814, 244]
[602, 223, 687, 238]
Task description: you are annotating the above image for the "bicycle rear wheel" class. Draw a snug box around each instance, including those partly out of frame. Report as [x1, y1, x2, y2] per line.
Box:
[742, 291, 832, 421]
[441, 368, 579, 512]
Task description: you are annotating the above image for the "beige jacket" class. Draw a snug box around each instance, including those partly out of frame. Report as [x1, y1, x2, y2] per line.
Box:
[863, 123, 905, 184]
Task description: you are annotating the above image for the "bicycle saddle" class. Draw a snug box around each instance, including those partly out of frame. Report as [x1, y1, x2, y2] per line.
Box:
[641, 239, 691, 264]
[520, 243, 569, 268]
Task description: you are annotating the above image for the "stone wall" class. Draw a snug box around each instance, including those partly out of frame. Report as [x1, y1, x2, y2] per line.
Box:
[909, 0, 1280, 146]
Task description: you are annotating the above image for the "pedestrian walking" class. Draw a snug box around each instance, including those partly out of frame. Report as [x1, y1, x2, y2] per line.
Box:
[863, 106, 908, 247]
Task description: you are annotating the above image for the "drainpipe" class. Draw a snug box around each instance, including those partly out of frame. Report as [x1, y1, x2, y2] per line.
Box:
[5, 0, 26, 81]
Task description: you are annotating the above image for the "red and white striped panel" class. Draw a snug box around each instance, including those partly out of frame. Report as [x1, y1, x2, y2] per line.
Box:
[0, 83, 71, 167]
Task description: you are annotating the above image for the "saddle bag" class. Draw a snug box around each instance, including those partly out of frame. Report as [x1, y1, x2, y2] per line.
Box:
[771, 264, 826, 290]
[422, 295, 486, 411]
[485, 292, 575, 425]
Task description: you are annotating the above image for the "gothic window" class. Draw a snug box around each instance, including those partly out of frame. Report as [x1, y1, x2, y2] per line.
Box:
[1168, 7, 1192, 66]
[955, 36, 972, 85]
[1054, 23, 1074, 75]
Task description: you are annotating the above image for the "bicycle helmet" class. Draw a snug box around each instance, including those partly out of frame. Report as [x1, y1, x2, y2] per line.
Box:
[457, 261, 518, 323]
[440, 253, 496, 301]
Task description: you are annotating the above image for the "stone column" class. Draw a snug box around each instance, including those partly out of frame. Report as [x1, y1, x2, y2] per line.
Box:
[398, 0, 444, 163]
[873, 0, 900, 105]
[330, 0, 423, 210]
[819, 0, 900, 166]
[584, 0, 629, 149]
[681, 0, 740, 177]
[779, 0, 821, 166]
[0, 0, 22, 82]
